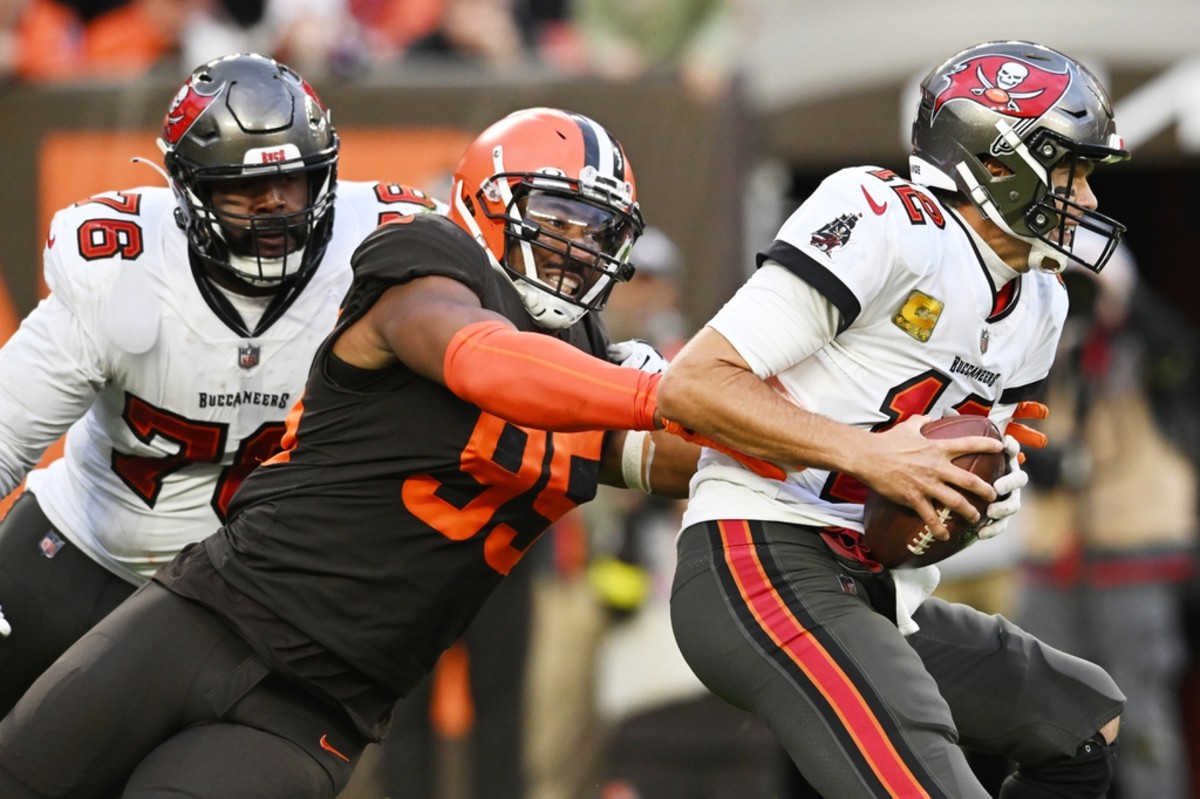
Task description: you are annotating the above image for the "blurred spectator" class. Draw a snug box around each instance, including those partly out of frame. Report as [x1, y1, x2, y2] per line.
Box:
[343, 0, 444, 66]
[1016, 229, 1198, 799]
[345, 0, 528, 72]
[181, 0, 351, 79]
[523, 510, 610, 799]
[4, 0, 193, 81]
[373, 554, 534, 799]
[576, 227, 790, 799]
[407, 0, 525, 69]
[0, 0, 69, 82]
[569, 0, 741, 100]
[2, 0, 576, 82]
[3, 0, 349, 83]
[520, 229, 699, 799]
[84, 0, 193, 75]
[588, 227, 691, 617]
[588, 490, 790, 799]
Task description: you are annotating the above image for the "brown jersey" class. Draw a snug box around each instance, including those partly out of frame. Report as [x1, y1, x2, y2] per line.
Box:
[158, 215, 610, 734]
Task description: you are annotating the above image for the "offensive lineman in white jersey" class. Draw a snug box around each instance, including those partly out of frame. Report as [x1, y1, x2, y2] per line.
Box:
[0, 53, 438, 715]
[658, 42, 1129, 797]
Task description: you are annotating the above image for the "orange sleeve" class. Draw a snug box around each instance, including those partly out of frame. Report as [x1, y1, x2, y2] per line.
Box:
[443, 321, 659, 432]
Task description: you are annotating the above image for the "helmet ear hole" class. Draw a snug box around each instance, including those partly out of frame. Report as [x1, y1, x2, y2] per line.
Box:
[981, 157, 1013, 178]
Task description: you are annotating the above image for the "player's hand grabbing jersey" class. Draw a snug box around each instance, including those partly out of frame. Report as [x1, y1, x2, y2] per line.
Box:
[0, 181, 438, 583]
[683, 166, 1067, 532]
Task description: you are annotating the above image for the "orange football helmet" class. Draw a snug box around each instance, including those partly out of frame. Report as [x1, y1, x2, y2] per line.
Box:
[448, 108, 644, 329]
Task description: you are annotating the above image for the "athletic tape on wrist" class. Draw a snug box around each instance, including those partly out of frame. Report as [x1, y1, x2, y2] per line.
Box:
[621, 430, 655, 493]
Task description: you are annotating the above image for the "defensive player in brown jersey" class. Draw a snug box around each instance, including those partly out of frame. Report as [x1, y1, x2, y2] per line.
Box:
[0, 108, 701, 799]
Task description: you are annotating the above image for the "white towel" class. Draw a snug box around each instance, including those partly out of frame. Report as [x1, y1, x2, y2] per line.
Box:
[891, 565, 941, 636]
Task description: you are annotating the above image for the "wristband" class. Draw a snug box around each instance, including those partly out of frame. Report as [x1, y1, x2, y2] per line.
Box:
[620, 430, 656, 493]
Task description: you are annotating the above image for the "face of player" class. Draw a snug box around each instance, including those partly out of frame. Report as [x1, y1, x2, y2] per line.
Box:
[509, 191, 636, 299]
[207, 172, 311, 259]
[1046, 157, 1099, 250]
[979, 156, 1103, 273]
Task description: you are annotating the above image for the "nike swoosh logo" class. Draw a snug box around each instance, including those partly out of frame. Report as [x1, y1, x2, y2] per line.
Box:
[861, 185, 887, 215]
[320, 734, 351, 762]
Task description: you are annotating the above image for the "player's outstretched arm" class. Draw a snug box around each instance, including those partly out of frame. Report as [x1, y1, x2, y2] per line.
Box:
[657, 327, 999, 538]
[333, 275, 660, 433]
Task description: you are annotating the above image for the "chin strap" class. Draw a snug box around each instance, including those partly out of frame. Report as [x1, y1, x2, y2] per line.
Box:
[1028, 240, 1067, 273]
[954, 125, 1069, 275]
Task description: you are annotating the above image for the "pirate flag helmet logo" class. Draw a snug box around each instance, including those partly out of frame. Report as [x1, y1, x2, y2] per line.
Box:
[909, 40, 1129, 275]
[932, 55, 1071, 121]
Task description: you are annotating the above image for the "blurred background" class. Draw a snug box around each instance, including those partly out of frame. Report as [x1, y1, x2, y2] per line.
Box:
[1, 0, 1197, 797]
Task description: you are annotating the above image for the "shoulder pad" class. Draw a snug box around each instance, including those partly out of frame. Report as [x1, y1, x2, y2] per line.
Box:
[352, 214, 490, 296]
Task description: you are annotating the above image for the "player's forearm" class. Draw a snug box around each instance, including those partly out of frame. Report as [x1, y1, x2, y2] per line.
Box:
[657, 352, 871, 475]
[443, 320, 660, 432]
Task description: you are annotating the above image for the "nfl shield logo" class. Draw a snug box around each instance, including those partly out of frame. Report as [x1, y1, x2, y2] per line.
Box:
[979, 328, 990, 354]
[39, 530, 65, 558]
[238, 343, 260, 370]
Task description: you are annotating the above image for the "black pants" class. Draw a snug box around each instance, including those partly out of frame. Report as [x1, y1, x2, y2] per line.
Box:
[670, 520, 1125, 799]
[0, 582, 364, 798]
[0, 492, 135, 716]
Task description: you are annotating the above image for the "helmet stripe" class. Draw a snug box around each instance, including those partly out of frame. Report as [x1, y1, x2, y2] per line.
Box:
[570, 113, 624, 181]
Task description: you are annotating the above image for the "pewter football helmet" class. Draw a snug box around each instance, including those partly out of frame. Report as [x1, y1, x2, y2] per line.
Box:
[910, 41, 1129, 273]
[160, 53, 338, 287]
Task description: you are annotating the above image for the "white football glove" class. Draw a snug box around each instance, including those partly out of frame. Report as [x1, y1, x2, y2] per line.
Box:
[977, 434, 1028, 540]
[607, 339, 668, 375]
[0, 605, 10, 637]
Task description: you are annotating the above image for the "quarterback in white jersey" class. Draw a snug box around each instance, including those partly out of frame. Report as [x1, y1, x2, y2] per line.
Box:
[681, 163, 1066, 534]
[660, 41, 1130, 798]
[0, 54, 438, 716]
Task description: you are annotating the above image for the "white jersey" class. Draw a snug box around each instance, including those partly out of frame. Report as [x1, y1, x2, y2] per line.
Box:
[683, 166, 1067, 531]
[0, 180, 439, 583]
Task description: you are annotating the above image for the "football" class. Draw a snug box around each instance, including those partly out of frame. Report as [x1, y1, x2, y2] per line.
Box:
[862, 415, 1007, 569]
